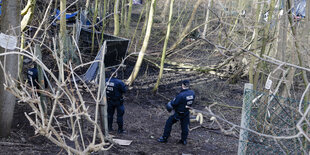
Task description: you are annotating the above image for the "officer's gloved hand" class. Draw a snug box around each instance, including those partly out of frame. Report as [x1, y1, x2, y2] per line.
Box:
[120, 98, 124, 104]
[166, 101, 173, 112]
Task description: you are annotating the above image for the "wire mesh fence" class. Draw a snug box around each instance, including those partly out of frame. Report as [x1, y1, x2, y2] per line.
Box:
[239, 87, 309, 154]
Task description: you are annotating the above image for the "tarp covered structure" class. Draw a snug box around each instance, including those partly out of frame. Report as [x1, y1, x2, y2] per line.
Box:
[51, 10, 97, 27]
[293, 0, 306, 17]
[78, 28, 129, 83]
[46, 9, 130, 83]
[54, 9, 78, 20]
[51, 9, 79, 26]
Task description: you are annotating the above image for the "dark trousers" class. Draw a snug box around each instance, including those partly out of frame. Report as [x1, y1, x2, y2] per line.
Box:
[162, 112, 190, 141]
[107, 101, 125, 130]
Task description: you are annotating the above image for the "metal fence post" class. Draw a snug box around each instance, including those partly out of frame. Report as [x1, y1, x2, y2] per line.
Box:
[238, 83, 253, 155]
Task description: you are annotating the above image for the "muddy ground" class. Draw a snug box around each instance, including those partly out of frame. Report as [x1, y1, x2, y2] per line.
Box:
[0, 58, 246, 154]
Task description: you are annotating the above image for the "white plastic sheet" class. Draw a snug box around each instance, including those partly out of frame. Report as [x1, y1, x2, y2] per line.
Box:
[0, 33, 17, 50]
[113, 139, 133, 146]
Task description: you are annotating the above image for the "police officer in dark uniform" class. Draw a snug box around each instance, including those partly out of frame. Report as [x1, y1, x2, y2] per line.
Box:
[106, 69, 127, 133]
[27, 64, 39, 88]
[158, 80, 195, 145]
[27, 63, 48, 89]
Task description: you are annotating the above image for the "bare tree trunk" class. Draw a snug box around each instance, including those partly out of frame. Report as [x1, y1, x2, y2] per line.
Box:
[91, 0, 99, 53]
[21, 0, 36, 31]
[126, 0, 133, 36]
[160, 0, 170, 22]
[120, 0, 125, 30]
[277, 0, 287, 62]
[153, 0, 174, 92]
[305, 0, 310, 44]
[86, 0, 90, 11]
[286, 0, 309, 94]
[55, 0, 58, 15]
[59, 0, 66, 83]
[287, 1, 309, 148]
[180, 0, 202, 39]
[126, 0, 157, 85]
[272, 0, 288, 96]
[253, 0, 276, 89]
[0, 0, 20, 137]
[100, 0, 107, 45]
[167, 0, 202, 57]
[114, 0, 120, 36]
[303, 0, 310, 59]
[19, 0, 36, 82]
[128, 3, 145, 51]
[249, 0, 262, 84]
[138, 0, 150, 46]
[97, 42, 109, 138]
[202, 0, 212, 39]
[19, 34, 25, 81]
[280, 52, 296, 99]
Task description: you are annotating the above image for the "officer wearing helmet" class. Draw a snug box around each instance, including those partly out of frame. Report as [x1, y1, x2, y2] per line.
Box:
[106, 68, 127, 133]
[158, 80, 195, 145]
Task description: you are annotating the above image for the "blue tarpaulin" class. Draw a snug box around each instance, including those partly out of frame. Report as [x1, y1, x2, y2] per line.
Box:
[55, 9, 78, 20]
[0, 0, 2, 15]
[294, 0, 306, 17]
[52, 9, 80, 26]
[80, 11, 92, 26]
[52, 9, 95, 26]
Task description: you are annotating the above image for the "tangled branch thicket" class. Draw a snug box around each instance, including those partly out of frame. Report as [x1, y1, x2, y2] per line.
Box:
[1, 47, 116, 154]
[156, 0, 310, 153]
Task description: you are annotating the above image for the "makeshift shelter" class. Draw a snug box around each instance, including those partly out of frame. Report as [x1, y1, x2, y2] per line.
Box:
[293, 0, 306, 18]
[78, 28, 129, 83]
[49, 9, 129, 83]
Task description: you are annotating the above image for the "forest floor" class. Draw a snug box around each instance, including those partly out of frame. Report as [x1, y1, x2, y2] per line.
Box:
[0, 57, 246, 154]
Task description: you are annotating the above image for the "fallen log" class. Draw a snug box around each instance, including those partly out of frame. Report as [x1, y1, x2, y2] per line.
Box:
[142, 56, 227, 77]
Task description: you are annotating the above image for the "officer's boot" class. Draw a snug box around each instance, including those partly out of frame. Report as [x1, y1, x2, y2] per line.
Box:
[178, 139, 187, 145]
[157, 136, 168, 143]
[108, 124, 113, 132]
[118, 125, 126, 134]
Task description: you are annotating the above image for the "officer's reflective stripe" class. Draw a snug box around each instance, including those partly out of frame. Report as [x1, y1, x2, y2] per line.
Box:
[107, 87, 113, 91]
[186, 95, 193, 100]
[28, 71, 33, 75]
[106, 82, 115, 86]
[187, 101, 193, 106]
